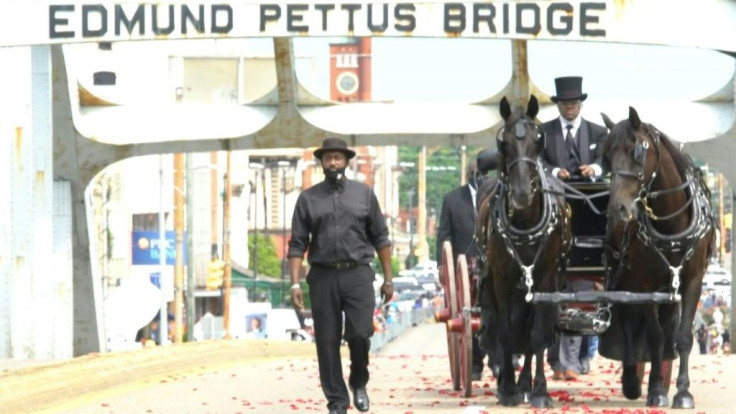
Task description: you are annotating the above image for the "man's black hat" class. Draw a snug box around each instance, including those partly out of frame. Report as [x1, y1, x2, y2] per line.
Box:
[476, 148, 498, 173]
[313, 137, 356, 160]
[551, 76, 588, 103]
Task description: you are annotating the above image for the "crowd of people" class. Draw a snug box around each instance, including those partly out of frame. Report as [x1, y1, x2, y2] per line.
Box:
[695, 290, 731, 355]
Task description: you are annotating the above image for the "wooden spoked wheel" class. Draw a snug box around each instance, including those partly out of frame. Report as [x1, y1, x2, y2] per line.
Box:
[441, 241, 461, 391]
[455, 254, 473, 397]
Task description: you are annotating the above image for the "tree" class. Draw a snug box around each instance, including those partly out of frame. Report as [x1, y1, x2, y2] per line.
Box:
[248, 234, 281, 278]
[399, 146, 483, 236]
[372, 255, 401, 277]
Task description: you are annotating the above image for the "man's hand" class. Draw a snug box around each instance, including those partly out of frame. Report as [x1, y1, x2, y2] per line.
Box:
[579, 164, 595, 178]
[557, 168, 571, 180]
[380, 281, 394, 305]
[291, 286, 304, 310]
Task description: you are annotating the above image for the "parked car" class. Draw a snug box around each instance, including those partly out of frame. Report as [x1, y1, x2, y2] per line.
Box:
[703, 264, 731, 289]
[391, 276, 421, 293]
[398, 261, 439, 292]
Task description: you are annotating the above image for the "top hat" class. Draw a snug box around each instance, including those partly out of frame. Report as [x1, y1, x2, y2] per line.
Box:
[313, 137, 356, 160]
[551, 76, 588, 103]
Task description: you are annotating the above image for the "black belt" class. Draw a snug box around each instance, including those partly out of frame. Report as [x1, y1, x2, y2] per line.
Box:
[315, 261, 359, 269]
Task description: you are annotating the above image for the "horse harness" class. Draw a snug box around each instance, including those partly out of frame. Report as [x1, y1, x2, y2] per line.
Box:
[487, 135, 571, 303]
[606, 124, 715, 302]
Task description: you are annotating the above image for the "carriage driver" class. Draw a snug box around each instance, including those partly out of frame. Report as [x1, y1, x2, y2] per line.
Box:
[542, 76, 609, 380]
[541, 76, 608, 182]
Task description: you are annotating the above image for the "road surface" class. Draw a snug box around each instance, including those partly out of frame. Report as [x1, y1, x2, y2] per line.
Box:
[1, 322, 733, 413]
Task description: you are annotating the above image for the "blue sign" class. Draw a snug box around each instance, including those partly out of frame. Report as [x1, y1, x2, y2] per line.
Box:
[150, 272, 161, 288]
[132, 231, 187, 265]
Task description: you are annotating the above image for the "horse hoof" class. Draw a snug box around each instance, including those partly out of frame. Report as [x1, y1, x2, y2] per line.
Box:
[498, 393, 522, 407]
[672, 391, 695, 409]
[530, 395, 553, 409]
[646, 393, 668, 407]
[622, 374, 641, 400]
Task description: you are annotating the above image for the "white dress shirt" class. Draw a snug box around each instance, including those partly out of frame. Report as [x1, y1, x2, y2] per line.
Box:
[552, 116, 602, 179]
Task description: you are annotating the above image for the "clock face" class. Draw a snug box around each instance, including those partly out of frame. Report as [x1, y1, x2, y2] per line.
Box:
[336, 72, 359, 96]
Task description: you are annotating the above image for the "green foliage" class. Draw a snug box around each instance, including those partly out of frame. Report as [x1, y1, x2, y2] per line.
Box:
[248, 234, 281, 278]
[372, 255, 401, 277]
[399, 146, 485, 235]
[427, 235, 437, 262]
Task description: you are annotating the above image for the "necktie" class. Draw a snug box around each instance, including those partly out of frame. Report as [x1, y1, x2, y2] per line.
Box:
[566, 124, 581, 170]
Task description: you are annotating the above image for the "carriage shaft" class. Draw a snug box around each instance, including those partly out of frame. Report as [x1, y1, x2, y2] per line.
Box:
[531, 291, 678, 304]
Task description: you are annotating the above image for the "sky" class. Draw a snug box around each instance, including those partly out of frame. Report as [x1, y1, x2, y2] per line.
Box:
[290, 37, 735, 103]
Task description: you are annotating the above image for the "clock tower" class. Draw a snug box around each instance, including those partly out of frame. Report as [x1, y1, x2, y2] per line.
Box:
[329, 38, 371, 102]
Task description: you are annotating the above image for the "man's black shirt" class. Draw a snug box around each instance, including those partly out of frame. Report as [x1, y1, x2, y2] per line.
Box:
[288, 178, 390, 265]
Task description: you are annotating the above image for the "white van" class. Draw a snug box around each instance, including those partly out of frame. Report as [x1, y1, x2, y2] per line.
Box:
[703, 264, 731, 289]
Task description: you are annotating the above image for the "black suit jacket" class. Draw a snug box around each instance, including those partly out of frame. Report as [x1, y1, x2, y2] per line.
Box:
[436, 184, 476, 264]
[541, 118, 608, 176]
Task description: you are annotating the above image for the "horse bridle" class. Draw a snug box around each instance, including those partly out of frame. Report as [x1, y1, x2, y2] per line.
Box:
[492, 118, 571, 302]
[606, 124, 714, 301]
[611, 124, 698, 222]
[496, 118, 545, 191]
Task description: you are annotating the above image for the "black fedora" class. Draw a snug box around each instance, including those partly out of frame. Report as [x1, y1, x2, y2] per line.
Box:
[551, 76, 588, 103]
[313, 137, 356, 160]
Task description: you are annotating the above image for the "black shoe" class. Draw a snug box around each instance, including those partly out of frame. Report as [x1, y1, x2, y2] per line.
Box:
[351, 387, 370, 412]
[328, 409, 347, 414]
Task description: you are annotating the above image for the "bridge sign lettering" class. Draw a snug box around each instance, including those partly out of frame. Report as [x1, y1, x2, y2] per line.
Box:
[0, 0, 734, 52]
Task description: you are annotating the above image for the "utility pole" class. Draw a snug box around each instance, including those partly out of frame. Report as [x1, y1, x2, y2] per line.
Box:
[248, 162, 264, 302]
[185, 153, 195, 342]
[158, 155, 168, 345]
[210, 152, 219, 258]
[720, 173, 725, 259]
[223, 150, 233, 339]
[416, 146, 430, 263]
[173, 153, 184, 344]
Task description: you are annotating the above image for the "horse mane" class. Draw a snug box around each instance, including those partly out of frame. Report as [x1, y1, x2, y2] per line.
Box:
[605, 119, 708, 198]
[650, 125, 711, 199]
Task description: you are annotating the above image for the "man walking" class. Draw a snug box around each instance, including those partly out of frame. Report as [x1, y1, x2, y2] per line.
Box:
[289, 138, 394, 414]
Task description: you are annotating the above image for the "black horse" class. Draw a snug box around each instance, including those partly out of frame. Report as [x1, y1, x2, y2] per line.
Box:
[476, 95, 571, 408]
[599, 107, 716, 408]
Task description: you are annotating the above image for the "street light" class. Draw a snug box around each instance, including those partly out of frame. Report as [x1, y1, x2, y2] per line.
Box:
[407, 187, 416, 270]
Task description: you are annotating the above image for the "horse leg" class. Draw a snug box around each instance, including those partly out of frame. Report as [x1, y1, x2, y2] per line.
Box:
[530, 348, 553, 408]
[672, 279, 700, 408]
[621, 307, 642, 400]
[528, 303, 554, 408]
[644, 306, 668, 407]
[496, 310, 521, 406]
[517, 349, 533, 404]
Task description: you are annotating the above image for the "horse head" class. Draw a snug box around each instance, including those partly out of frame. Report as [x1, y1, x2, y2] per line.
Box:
[601, 107, 658, 225]
[498, 95, 543, 210]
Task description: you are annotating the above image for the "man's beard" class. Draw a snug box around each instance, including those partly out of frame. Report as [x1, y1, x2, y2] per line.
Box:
[323, 167, 346, 184]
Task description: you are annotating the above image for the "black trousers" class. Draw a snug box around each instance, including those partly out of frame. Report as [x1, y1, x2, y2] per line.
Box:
[308, 264, 375, 411]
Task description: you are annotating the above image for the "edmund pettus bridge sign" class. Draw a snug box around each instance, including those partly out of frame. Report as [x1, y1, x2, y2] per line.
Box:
[1, 0, 735, 53]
